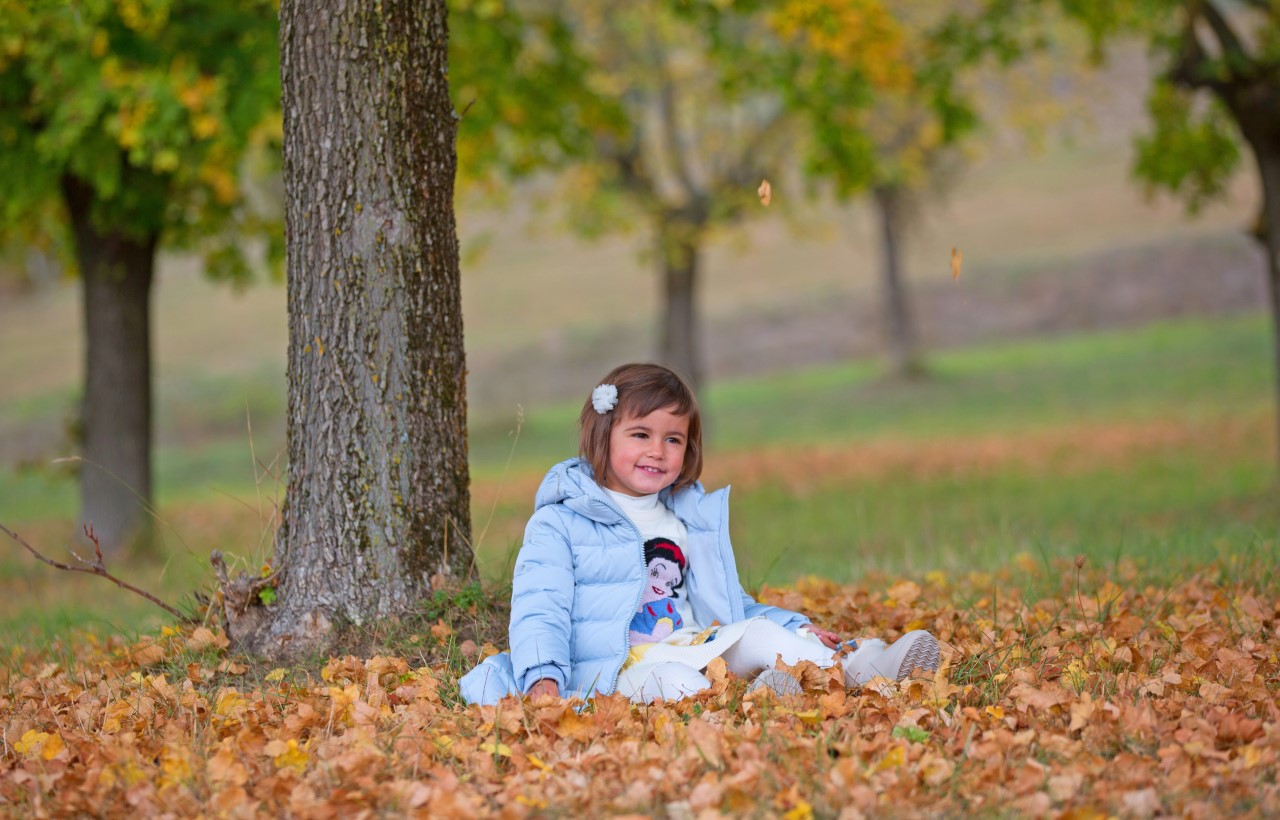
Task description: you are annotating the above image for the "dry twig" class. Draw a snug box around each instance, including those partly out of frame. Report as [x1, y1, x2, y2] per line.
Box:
[0, 521, 189, 622]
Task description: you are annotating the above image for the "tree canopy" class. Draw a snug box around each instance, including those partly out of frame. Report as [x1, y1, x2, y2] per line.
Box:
[0, 0, 282, 281]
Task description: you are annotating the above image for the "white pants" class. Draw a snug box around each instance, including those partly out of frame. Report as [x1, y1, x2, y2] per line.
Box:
[614, 619, 834, 703]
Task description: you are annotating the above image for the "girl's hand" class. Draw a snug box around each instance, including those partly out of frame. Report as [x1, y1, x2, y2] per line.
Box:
[802, 624, 842, 650]
[527, 679, 560, 699]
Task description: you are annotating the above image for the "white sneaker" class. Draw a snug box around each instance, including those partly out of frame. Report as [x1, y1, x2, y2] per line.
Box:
[746, 668, 804, 697]
[842, 631, 939, 687]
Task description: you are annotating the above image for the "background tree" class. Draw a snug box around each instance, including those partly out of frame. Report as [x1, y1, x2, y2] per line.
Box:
[450, 0, 898, 393]
[227, 0, 471, 656]
[954, 0, 1280, 461]
[717, 0, 979, 378]
[0, 0, 281, 551]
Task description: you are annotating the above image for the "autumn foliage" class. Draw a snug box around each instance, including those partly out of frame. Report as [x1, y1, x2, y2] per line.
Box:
[2, 560, 1277, 817]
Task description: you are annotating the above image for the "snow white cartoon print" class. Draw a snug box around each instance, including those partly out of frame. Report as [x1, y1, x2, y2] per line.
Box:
[628, 538, 688, 645]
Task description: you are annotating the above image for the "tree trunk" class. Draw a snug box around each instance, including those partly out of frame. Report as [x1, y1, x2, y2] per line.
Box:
[235, 0, 471, 656]
[873, 184, 923, 378]
[658, 213, 704, 393]
[1249, 147, 1280, 470]
[61, 175, 157, 555]
[1215, 79, 1280, 473]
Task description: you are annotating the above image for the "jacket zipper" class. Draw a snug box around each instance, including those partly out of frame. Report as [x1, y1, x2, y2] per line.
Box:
[594, 493, 649, 697]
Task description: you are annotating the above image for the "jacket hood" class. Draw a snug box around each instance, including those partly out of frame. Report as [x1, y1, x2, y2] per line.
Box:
[534, 458, 722, 528]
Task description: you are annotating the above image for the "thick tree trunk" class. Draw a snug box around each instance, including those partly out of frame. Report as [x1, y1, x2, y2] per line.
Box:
[235, 0, 471, 656]
[658, 214, 704, 393]
[873, 184, 923, 378]
[61, 175, 157, 555]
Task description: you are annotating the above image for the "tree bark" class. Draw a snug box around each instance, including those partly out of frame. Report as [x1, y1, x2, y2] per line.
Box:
[872, 184, 924, 378]
[658, 213, 704, 393]
[61, 175, 157, 555]
[235, 0, 471, 656]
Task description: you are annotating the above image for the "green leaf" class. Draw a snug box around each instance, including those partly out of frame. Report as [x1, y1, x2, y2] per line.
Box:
[892, 725, 931, 744]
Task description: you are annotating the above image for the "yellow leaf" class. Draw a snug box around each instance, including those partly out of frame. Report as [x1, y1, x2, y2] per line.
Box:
[783, 801, 813, 820]
[874, 745, 907, 772]
[40, 732, 65, 761]
[264, 668, 287, 682]
[479, 740, 512, 757]
[14, 729, 49, 757]
[266, 738, 309, 773]
[782, 709, 822, 726]
[515, 795, 548, 809]
[214, 689, 247, 716]
[159, 747, 191, 785]
[758, 179, 772, 206]
[527, 753, 552, 771]
[90, 29, 109, 58]
[950, 247, 963, 280]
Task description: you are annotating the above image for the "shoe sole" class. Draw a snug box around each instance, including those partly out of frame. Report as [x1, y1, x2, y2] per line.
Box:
[747, 668, 804, 696]
[891, 631, 940, 681]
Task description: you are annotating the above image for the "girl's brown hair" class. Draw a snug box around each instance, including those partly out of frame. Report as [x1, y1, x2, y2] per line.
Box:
[579, 363, 703, 493]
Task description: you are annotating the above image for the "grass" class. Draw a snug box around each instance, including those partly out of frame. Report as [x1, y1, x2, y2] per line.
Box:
[1, 311, 1272, 649]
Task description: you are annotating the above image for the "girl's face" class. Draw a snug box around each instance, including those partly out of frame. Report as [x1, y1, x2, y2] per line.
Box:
[641, 556, 682, 604]
[603, 405, 689, 497]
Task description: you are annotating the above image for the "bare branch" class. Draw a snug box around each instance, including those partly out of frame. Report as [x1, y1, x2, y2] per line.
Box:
[1200, 0, 1250, 63]
[0, 521, 190, 622]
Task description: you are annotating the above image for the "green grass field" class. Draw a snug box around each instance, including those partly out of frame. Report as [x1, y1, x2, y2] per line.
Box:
[1, 312, 1273, 649]
[0, 125, 1272, 649]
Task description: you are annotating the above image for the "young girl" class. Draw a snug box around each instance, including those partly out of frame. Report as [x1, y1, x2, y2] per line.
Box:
[460, 363, 940, 704]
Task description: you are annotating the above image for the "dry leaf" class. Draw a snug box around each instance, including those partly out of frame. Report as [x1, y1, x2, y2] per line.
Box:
[3, 563, 1277, 817]
[950, 246, 963, 280]
[758, 179, 772, 206]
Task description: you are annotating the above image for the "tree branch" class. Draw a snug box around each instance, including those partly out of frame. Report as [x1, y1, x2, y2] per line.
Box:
[652, 38, 705, 204]
[1199, 0, 1250, 63]
[0, 521, 190, 622]
[1169, 12, 1222, 92]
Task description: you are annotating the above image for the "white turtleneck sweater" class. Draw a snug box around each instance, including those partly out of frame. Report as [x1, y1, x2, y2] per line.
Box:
[605, 488, 701, 631]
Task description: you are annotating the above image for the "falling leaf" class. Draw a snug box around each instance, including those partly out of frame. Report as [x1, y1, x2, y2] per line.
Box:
[758, 179, 772, 206]
[950, 247, 962, 280]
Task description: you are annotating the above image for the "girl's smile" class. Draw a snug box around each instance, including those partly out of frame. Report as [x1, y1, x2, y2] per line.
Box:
[603, 406, 689, 497]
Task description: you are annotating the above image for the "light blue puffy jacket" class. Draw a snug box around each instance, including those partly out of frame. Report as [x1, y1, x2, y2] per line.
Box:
[459, 458, 809, 705]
